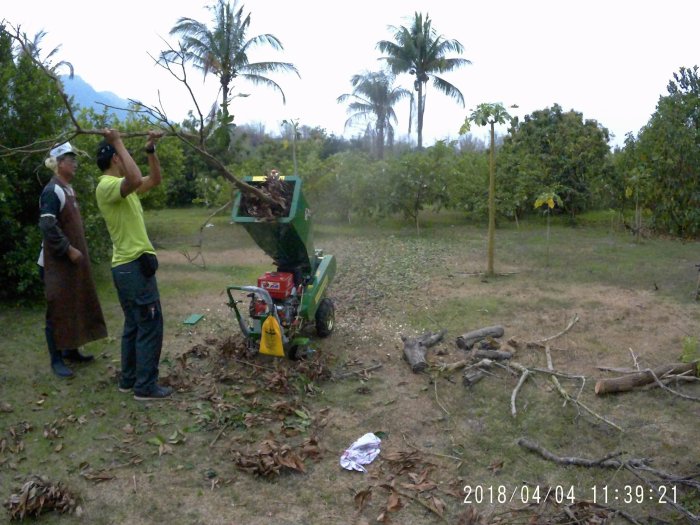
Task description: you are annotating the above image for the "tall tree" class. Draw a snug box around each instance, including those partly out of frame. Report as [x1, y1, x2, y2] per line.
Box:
[377, 12, 470, 149]
[0, 26, 71, 299]
[336, 71, 410, 159]
[460, 103, 513, 277]
[497, 104, 611, 222]
[167, 0, 299, 139]
[632, 66, 700, 237]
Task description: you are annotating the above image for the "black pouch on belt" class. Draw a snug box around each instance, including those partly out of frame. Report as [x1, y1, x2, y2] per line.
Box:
[138, 253, 159, 278]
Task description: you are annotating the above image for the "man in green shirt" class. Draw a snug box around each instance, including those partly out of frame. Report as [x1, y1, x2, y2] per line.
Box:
[95, 129, 172, 401]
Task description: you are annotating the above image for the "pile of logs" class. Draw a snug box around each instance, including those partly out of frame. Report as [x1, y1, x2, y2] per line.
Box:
[401, 319, 699, 399]
[402, 325, 513, 386]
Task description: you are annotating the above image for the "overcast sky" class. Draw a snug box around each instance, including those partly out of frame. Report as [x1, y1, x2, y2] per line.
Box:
[3, 0, 698, 148]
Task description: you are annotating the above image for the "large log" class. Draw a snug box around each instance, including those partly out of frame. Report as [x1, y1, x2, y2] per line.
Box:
[594, 362, 698, 395]
[456, 325, 504, 350]
[401, 330, 447, 373]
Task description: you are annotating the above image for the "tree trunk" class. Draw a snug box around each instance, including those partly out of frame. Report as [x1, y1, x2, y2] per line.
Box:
[487, 122, 496, 276]
[455, 325, 504, 350]
[417, 84, 424, 149]
[594, 362, 698, 395]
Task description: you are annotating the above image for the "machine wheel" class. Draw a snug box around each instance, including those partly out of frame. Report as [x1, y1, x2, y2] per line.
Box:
[315, 298, 335, 337]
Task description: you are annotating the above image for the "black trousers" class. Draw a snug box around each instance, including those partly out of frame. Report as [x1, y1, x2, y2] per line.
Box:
[112, 259, 163, 395]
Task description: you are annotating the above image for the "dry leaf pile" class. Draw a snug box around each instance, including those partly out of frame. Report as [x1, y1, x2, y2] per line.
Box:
[232, 435, 321, 478]
[3, 476, 79, 520]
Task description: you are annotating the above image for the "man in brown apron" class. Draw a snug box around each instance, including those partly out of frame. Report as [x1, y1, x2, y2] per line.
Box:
[38, 142, 108, 377]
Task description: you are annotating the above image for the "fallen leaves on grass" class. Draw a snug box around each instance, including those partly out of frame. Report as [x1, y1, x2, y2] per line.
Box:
[354, 486, 373, 511]
[233, 437, 306, 477]
[147, 430, 187, 456]
[8, 421, 32, 440]
[489, 499, 622, 524]
[456, 505, 487, 525]
[3, 476, 80, 520]
[80, 468, 115, 483]
[381, 449, 429, 475]
[487, 458, 504, 474]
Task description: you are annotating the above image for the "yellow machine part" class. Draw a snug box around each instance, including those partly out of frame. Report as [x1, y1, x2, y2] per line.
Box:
[259, 315, 285, 357]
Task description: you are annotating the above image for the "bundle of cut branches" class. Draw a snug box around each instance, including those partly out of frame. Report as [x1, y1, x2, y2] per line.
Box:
[4, 475, 79, 520]
[238, 173, 293, 220]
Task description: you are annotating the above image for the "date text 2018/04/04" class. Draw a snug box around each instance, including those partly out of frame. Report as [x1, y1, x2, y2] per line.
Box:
[462, 484, 677, 505]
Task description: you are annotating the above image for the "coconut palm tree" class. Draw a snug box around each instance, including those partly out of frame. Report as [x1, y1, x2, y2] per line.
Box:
[377, 12, 470, 149]
[336, 71, 410, 159]
[167, 0, 299, 125]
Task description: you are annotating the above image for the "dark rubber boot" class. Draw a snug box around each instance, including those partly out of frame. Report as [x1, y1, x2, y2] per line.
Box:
[62, 349, 95, 363]
[51, 357, 74, 378]
[46, 326, 74, 378]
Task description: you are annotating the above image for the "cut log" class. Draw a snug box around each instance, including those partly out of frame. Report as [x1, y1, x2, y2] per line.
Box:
[401, 330, 447, 373]
[419, 329, 447, 348]
[472, 349, 512, 360]
[463, 369, 486, 387]
[594, 362, 698, 395]
[456, 325, 504, 350]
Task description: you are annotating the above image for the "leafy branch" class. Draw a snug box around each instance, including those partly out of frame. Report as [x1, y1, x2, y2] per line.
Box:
[2, 22, 275, 205]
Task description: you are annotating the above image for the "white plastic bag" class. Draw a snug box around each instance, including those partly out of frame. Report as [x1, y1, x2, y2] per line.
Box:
[340, 432, 381, 472]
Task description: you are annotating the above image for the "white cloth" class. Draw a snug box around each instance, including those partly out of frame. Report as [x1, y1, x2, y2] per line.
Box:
[340, 432, 381, 472]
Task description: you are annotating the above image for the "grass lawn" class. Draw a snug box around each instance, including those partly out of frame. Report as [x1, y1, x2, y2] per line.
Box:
[1, 208, 699, 524]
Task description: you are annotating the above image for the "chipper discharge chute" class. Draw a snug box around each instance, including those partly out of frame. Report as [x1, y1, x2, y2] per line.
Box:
[226, 175, 336, 358]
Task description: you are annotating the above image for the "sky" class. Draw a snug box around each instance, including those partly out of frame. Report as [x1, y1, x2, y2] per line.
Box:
[3, 0, 699, 149]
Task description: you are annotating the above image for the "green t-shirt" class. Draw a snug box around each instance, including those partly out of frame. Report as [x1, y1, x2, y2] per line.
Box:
[95, 175, 155, 267]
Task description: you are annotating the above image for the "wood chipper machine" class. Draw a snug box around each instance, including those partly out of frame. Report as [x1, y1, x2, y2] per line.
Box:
[226, 175, 336, 359]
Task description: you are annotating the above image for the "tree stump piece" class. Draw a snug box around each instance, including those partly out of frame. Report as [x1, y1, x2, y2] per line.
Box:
[401, 329, 447, 373]
[456, 326, 504, 350]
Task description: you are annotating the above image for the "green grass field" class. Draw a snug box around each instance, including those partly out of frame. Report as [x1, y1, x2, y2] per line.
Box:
[1, 208, 698, 524]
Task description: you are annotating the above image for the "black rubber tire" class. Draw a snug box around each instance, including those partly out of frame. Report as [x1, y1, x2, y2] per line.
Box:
[315, 297, 335, 337]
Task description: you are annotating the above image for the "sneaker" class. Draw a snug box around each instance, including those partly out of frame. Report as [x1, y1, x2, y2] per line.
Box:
[62, 349, 95, 363]
[118, 385, 133, 393]
[133, 385, 173, 401]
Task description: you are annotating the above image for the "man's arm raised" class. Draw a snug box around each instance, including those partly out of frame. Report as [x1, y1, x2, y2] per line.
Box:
[138, 131, 163, 194]
[102, 129, 144, 198]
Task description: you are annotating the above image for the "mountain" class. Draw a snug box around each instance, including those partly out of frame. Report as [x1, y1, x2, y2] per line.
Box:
[60, 75, 130, 119]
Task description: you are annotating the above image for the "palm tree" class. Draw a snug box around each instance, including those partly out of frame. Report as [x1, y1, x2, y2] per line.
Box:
[19, 30, 72, 73]
[167, 0, 299, 125]
[336, 71, 410, 159]
[377, 12, 470, 149]
[460, 103, 513, 277]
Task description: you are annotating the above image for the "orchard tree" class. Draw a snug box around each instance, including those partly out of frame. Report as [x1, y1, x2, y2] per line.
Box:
[0, 26, 71, 299]
[497, 104, 611, 222]
[633, 66, 700, 237]
[384, 141, 455, 233]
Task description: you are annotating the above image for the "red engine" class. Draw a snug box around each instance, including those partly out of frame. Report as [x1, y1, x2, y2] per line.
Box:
[258, 272, 294, 299]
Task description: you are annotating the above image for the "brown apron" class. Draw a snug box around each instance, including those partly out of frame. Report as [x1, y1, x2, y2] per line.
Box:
[44, 177, 108, 349]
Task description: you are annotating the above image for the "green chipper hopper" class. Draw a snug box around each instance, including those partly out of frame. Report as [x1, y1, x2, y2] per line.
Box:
[226, 175, 336, 359]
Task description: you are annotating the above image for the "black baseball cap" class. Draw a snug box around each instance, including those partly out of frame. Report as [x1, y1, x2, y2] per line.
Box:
[96, 140, 116, 171]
